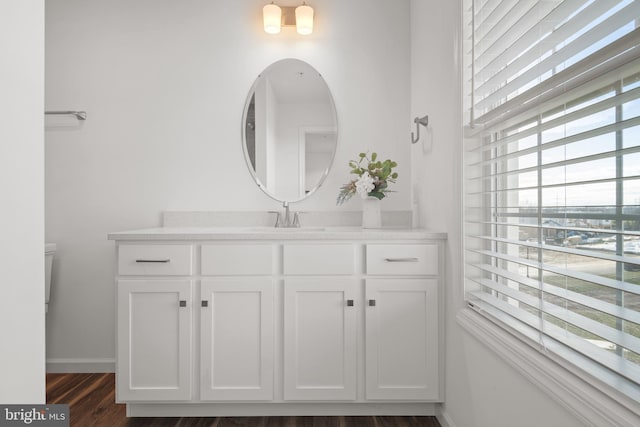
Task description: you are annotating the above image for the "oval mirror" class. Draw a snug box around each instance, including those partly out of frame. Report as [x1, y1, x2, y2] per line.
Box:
[242, 59, 338, 203]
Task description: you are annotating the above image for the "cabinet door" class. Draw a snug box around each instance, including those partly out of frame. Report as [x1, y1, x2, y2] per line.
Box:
[283, 279, 357, 401]
[117, 280, 192, 401]
[365, 278, 439, 400]
[200, 279, 274, 401]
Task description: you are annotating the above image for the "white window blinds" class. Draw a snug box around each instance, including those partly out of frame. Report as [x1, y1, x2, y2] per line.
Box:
[464, 0, 640, 404]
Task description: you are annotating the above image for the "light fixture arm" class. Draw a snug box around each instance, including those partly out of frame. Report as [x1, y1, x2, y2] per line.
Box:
[411, 115, 429, 144]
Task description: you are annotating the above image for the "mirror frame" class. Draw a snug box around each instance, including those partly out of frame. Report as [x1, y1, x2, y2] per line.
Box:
[241, 58, 338, 203]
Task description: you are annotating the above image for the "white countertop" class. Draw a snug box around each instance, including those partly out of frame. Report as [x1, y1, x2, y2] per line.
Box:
[108, 226, 447, 241]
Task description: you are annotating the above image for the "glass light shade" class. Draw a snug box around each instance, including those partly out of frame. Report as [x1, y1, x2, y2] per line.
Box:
[263, 4, 282, 34]
[295, 4, 313, 35]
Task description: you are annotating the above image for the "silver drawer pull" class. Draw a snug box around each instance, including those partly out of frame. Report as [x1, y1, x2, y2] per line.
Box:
[384, 257, 419, 263]
[135, 259, 171, 263]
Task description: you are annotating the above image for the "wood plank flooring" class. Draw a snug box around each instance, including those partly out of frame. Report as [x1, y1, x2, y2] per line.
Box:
[46, 373, 441, 427]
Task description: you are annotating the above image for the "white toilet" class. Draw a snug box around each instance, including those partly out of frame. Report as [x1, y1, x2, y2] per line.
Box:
[45, 243, 56, 313]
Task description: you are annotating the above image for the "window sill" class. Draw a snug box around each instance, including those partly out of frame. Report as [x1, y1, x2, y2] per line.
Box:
[456, 307, 640, 427]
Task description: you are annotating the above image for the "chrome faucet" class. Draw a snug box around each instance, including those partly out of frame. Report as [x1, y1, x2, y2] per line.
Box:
[274, 201, 300, 228]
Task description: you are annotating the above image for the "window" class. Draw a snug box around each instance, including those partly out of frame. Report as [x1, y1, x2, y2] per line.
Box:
[463, 0, 640, 406]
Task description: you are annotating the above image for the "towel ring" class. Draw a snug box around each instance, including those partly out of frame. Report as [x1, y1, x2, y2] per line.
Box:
[411, 115, 429, 144]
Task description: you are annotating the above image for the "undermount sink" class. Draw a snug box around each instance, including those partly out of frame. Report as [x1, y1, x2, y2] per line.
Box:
[247, 227, 326, 232]
[278, 227, 326, 232]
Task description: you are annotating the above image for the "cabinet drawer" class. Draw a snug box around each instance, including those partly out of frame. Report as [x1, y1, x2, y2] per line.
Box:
[201, 244, 273, 275]
[284, 244, 355, 275]
[118, 245, 192, 276]
[366, 244, 438, 275]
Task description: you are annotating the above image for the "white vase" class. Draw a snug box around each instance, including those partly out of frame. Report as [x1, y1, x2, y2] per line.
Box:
[362, 196, 382, 228]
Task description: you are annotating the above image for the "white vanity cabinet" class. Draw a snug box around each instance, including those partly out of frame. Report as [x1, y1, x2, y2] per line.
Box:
[365, 278, 439, 400]
[283, 278, 358, 401]
[199, 244, 275, 401]
[364, 244, 441, 401]
[110, 228, 446, 417]
[116, 244, 194, 402]
[117, 280, 193, 401]
[282, 243, 358, 401]
[200, 278, 274, 401]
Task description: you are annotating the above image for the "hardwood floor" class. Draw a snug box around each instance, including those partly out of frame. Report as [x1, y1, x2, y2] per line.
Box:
[46, 374, 441, 427]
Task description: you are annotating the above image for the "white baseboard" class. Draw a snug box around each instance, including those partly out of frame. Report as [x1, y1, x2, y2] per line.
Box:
[46, 358, 115, 373]
[127, 402, 437, 417]
[436, 409, 457, 427]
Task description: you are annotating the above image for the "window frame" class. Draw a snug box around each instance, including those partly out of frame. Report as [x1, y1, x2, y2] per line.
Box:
[460, 1, 640, 425]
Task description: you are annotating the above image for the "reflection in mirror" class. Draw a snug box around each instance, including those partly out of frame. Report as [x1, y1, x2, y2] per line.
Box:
[242, 59, 338, 203]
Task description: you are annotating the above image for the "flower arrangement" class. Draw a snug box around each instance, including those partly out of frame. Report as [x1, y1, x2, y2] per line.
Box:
[336, 152, 398, 205]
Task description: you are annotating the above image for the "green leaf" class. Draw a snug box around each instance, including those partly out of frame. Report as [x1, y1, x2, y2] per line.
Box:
[340, 152, 397, 203]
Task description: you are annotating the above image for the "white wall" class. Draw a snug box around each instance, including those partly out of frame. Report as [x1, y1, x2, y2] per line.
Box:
[409, 1, 587, 426]
[0, 0, 46, 402]
[44, 0, 410, 368]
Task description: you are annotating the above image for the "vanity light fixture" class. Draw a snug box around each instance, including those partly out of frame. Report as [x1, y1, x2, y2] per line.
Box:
[263, 2, 314, 35]
[295, 2, 314, 35]
[263, 3, 282, 34]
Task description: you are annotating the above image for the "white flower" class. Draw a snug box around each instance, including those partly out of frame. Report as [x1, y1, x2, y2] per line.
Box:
[355, 172, 375, 199]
